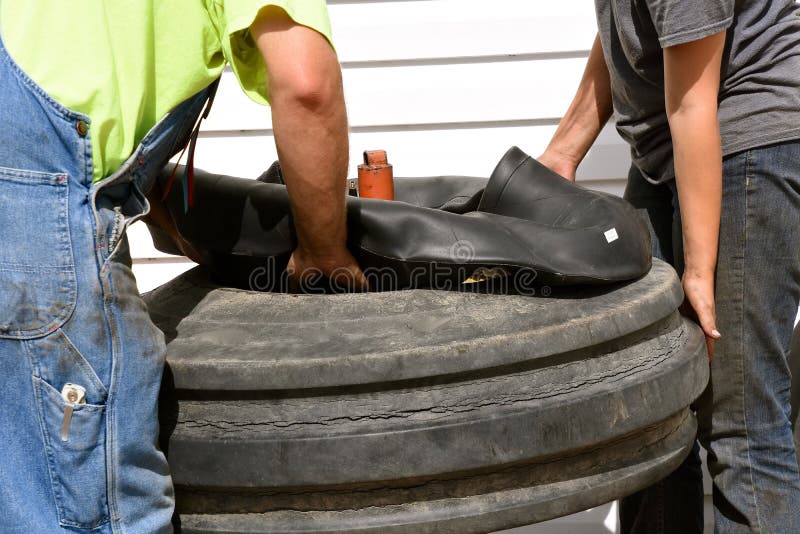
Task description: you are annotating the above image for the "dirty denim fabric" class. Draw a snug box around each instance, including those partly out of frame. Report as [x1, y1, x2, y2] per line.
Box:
[619, 141, 800, 533]
[0, 30, 214, 533]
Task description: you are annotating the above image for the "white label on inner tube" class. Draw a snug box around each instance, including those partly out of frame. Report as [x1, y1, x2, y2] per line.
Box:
[604, 228, 619, 243]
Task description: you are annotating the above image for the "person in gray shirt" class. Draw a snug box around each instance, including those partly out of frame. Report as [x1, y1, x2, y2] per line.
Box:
[539, 0, 800, 532]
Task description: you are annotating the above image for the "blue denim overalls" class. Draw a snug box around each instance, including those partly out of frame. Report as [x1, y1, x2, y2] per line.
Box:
[0, 28, 214, 533]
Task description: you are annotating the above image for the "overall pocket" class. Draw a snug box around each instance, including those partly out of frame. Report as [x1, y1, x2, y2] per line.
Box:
[0, 167, 77, 338]
[32, 372, 109, 529]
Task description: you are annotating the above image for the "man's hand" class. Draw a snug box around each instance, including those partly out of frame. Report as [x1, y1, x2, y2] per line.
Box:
[287, 245, 368, 293]
[250, 6, 367, 292]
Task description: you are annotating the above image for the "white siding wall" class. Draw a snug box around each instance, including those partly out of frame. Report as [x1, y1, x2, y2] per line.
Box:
[129, 2, 677, 532]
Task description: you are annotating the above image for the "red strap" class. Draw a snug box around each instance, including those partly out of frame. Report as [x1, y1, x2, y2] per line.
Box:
[160, 78, 220, 206]
[160, 140, 190, 203]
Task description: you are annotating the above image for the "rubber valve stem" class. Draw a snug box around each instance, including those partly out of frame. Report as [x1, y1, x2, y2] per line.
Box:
[357, 150, 395, 200]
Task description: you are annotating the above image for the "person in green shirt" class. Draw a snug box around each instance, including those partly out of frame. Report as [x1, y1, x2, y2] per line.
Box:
[0, 2, 365, 532]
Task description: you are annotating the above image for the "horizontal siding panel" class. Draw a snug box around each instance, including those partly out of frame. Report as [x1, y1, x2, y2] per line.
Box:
[204, 58, 586, 132]
[328, 0, 597, 63]
[344, 58, 585, 126]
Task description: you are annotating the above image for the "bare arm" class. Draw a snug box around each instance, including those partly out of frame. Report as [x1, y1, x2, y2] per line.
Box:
[539, 34, 613, 181]
[251, 7, 366, 291]
[664, 31, 725, 357]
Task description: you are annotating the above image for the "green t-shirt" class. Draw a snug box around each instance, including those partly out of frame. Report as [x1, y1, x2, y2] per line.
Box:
[0, 1, 333, 183]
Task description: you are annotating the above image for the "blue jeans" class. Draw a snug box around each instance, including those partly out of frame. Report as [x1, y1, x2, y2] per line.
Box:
[620, 141, 800, 533]
[0, 29, 212, 532]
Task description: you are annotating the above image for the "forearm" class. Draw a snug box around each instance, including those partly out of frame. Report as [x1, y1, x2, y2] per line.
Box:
[541, 34, 613, 178]
[669, 109, 721, 277]
[270, 78, 349, 256]
[664, 32, 725, 278]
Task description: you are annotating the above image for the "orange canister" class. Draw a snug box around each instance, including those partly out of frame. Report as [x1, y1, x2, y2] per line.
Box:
[357, 150, 395, 200]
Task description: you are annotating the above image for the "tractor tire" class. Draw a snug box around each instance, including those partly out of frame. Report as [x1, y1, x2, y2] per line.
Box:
[145, 258, 707, 534]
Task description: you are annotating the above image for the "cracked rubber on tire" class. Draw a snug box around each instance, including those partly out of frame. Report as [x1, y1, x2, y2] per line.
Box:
[144, 259, 708, 534]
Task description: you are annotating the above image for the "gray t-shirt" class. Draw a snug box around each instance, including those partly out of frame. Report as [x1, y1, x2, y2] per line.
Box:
[596, 0, 800, 183]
